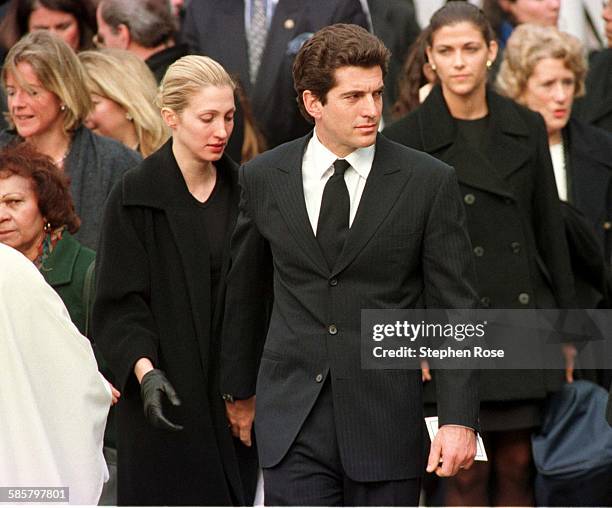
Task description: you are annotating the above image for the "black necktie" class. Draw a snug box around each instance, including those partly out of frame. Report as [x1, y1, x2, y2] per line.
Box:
[317, 159, 350, 270]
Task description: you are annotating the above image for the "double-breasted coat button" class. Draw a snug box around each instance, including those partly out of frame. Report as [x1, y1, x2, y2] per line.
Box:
[315, 374, 323, 383]
[464, 194, 476, 205]
[329, 278, 338, 287]
[473, 246, 484, 257]
[518, 292, 530, 305]
[328, 324, 338, 335]
[480, 296, 490, 308]
[511, 241, 521, 254]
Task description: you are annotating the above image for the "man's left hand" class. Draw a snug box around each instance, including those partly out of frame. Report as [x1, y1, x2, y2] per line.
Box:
[426, 425, 477, 477]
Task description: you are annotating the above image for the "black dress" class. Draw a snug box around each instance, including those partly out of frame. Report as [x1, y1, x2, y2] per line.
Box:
[92, 140, 257, 505]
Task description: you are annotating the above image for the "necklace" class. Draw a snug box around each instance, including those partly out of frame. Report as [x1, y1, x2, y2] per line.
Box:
[54, 144, 71, 168]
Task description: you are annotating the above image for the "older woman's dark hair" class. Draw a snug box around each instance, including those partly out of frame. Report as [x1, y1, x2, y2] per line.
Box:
[0, 143, 80, 232]
[15, 0, 96, 51]
[429, 1, 496, 46]
[292, 23, 390, 123]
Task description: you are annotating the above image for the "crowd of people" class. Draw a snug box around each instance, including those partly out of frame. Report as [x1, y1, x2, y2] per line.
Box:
[0, 0, 611, 506]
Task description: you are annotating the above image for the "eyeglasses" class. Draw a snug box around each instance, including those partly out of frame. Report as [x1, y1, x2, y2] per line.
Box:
[92, 33, 104, 48]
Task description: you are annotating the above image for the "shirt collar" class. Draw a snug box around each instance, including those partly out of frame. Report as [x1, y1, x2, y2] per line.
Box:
[309, 129, 376, 180]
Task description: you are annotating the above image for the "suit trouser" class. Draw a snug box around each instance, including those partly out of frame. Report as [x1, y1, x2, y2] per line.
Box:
[262, 378, 421, 506]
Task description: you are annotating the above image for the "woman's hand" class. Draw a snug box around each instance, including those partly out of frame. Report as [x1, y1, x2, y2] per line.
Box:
[421, 360, 432, 382]
[110, 383, 121, 405]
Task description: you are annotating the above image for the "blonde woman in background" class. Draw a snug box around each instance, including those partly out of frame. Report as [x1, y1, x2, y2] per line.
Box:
[80, 49, 169, 157]
[497, 24, 612, 263]
[0, 31, 140, 249]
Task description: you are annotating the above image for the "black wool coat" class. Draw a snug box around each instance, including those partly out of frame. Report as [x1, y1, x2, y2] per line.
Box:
[564, 118, 612, 263]
[92, 140, 256, 506]
[384, 86, 576, 402]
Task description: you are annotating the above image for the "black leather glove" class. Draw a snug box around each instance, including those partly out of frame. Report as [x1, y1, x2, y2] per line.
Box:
[140, 369, 183, 432]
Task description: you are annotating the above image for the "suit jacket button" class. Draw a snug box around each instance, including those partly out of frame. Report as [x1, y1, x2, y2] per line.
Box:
[316, 374, 323, 383]
[518, 292, 530, 305]
[329, 278, 338, 287]
[473, 246, 484, 257]
[511, 241, 521, 254]
[464, 193, 476, 205]
[480, 296, 490, 308]
[328, 324, 338, 335]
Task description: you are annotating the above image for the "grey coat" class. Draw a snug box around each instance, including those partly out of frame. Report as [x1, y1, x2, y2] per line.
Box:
[0, 126, 141, 249]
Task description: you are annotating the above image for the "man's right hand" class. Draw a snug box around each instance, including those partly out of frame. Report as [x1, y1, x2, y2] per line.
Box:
[225, 396, 255, 447]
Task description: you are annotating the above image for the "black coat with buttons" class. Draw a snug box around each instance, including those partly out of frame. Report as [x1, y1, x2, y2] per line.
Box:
[564, 118, 612, 264]
[384, 86, 575, 402]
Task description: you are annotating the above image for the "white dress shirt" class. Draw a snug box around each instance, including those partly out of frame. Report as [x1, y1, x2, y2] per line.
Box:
[302, 130, 376, 235]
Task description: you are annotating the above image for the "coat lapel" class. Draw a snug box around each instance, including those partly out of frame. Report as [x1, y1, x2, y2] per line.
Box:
[333, 135, 414, 275]
[418, 86, 528, 198]
[268, 135, 330, 275]
[125, 141, 215, 376]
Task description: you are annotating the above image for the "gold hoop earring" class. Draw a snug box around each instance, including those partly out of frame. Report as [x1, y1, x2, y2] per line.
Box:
[486, 60, 492, 69]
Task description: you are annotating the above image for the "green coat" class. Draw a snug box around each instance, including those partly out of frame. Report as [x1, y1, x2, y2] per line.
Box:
[42, 232, 95, 336]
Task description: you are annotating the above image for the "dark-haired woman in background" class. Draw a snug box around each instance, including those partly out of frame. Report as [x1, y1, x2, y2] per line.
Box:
[384, 2, 575, 505]
[391, 26, 437, 119]
[0, 142, 96, 334]
[0, 0, 96, 54]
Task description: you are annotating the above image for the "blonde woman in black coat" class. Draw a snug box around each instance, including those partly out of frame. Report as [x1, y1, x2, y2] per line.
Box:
[384, 2, 575, 505]
[92, 55, 256, 506]
[497, 24, 612, 266]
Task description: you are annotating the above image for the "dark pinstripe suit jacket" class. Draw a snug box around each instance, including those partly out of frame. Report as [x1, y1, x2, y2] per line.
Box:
[221, 133, 480, 481]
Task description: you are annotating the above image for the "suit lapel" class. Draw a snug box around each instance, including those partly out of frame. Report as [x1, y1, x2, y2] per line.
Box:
[268, 135, 330, 275]
[333, 135, 414, 275]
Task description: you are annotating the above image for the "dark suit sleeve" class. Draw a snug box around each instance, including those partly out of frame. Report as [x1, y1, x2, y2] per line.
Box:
[92, 184, 159, 392]
[422, 167, 481, 429]
[221, 165, 273, 399]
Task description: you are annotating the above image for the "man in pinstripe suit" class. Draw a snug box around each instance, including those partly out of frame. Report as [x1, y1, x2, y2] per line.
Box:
[221, 24, 480, 506]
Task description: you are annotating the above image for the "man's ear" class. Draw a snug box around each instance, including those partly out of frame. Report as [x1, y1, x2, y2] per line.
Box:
[302, 90, 323, 121]
[116, 23, 131, 50]
[161, 108, 178, 129]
